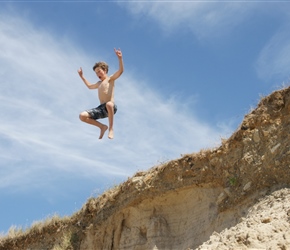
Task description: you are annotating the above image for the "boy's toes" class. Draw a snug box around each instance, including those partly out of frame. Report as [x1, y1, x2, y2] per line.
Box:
[99, 125, 108, 139]
[108, 129, 114, 139]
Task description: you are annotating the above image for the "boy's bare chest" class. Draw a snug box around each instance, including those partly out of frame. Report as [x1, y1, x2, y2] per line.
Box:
[98, 80, 114, 95]
[99, 81, 109, 92]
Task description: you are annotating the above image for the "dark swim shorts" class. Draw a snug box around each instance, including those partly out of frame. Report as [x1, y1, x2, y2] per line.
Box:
[86, 103, 117, 120]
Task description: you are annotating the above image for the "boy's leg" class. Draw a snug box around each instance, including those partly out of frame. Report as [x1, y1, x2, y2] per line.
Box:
[106, 101, 115, 139]
[79, 111, 108, 139]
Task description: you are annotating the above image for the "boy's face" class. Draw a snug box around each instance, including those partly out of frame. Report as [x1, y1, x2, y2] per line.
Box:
[95, 67, 107, 81]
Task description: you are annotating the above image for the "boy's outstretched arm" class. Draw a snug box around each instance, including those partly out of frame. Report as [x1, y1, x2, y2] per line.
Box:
[110, 48, 124, 81]
[78, 67, 99, 89]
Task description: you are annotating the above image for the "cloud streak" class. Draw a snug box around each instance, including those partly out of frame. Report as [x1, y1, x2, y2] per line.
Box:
[255, 22, 290, 83]
[120, 1, 258, 39]
[121, 1, 290, 85]
[0, 10, 228, 193]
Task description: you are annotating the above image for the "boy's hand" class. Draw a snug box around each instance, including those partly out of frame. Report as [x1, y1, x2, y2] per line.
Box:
[78, 67, 83, 78]
[114, 48, 122, 59]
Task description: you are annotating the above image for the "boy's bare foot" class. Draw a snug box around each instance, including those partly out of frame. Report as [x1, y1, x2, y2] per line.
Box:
[108, 129, 114, 139]
[99, 125, 108, 139]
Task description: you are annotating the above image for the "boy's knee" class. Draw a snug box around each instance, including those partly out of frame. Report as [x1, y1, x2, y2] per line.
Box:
[79, 112, 87, 121]
[106, 101, 114, 109]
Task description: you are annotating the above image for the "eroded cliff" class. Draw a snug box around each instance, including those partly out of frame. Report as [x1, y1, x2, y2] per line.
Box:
[1, 86, 290, 250]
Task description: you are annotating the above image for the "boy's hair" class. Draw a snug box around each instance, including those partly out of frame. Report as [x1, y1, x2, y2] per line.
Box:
[93, 61, 109, 73]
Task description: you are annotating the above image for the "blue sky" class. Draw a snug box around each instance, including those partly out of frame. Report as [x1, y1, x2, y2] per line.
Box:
[1, 1, 290, 234]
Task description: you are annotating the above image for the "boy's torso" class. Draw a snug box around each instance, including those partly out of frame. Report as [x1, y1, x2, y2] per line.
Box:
[98, 77, 115, 104]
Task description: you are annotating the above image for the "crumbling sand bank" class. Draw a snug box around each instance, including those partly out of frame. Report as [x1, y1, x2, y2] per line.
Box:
[1, 86, 290, 250]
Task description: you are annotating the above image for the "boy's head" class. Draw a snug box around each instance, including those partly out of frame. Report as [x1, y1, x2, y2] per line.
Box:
[93, 61, 109, 73]
[93, 61, 109, 81]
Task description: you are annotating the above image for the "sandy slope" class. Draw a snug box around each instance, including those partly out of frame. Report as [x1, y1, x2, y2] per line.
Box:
[198, 188, 290, 250]
[1, 86, 290, 249]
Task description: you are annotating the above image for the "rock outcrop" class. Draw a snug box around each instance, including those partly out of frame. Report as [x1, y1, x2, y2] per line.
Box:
[1, 86, 290, 250]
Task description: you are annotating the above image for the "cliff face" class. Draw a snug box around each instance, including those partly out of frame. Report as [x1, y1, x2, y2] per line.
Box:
[1, 86, 290, 250]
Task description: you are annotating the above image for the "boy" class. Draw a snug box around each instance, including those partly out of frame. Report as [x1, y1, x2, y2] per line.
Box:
[78, 48, 124, 139]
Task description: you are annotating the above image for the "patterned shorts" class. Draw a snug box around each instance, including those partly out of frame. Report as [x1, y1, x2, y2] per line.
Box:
[86, 103, 117, 120]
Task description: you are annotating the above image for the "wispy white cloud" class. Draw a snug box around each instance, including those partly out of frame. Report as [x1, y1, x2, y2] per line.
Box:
[255, 23, 290, 83]
[120, 1, 290, 83]
[119, 1, 258, 39]
[0, 10, 228, 193]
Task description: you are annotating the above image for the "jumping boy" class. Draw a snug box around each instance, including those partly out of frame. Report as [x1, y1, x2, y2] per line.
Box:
[78, 48, 124, 139]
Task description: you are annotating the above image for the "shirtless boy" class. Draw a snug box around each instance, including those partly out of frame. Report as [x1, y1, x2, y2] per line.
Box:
[78, 48, 124, 139]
